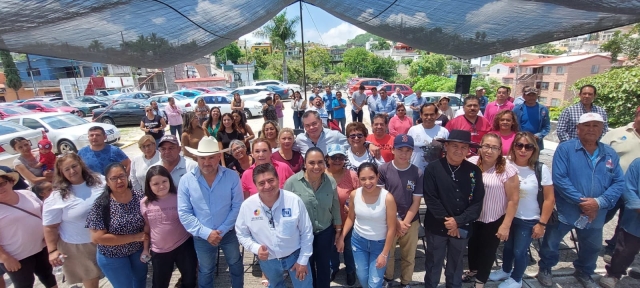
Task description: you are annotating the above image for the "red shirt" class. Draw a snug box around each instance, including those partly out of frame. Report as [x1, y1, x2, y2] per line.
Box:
[241, 161, 294, 197]
[445, 115, 492, 146]
[39, 152, 56, 171]
[366, 134, 394, 162]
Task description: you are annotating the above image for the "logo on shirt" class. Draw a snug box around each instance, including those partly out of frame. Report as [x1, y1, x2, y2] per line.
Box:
[606, 158, 614, 169]
[406, 180, 415, 192]
[621, 136, 627, 141]
[254, 209, 260, 216]
[282, 208, 292, 217]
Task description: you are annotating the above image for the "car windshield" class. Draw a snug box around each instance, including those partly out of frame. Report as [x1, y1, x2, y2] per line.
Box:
[1, 107, 31, 114]
[105, 90, 119, 95]
[93, 96, 110, 101]
[41, 103, 62, 108]
[41, 114, 89, 129]
[0, 121, 30, 134]
[66, 100, 85, 106]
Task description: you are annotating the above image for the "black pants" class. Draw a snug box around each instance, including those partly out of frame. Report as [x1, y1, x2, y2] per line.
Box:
[0, 247, 56, 288]
[310, 226, 334, 288]
[605, 229, 640, 279]
[351, 109, 363, 123]
[468, 215, 505, 283]
[604, 198, 625, 248]
[150, 237, 198, 288]
[424, 232, 469, 288]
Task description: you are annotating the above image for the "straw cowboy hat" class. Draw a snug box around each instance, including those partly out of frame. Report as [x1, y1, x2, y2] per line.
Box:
[185, 136, 228, 157]
[0, 169, 20, 184]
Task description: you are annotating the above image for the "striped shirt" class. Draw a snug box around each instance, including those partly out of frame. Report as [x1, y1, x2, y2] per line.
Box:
[467, 156, 518, 223]
[556, 102, 608, 142]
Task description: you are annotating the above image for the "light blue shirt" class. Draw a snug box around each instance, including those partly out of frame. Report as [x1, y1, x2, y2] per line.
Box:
[293, 128, 348, 156]
[178, 166, 243, 239]
[375, 97, 397, 118]
[323, 92, 334, 110]
[621, 158, 640, 237]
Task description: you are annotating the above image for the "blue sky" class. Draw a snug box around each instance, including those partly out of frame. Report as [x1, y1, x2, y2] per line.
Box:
[240, 2, 366, 46]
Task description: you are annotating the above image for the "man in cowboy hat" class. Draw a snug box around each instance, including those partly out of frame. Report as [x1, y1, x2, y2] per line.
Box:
[153, 134, 197, 187]
[423, 130, 485, 288]
[177, 136, 244, 288]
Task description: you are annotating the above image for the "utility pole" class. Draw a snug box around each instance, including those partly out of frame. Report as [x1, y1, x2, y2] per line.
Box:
[25, 54, 38, 96]
[514, 49, 521, 97]
[300, 0, 307, 99]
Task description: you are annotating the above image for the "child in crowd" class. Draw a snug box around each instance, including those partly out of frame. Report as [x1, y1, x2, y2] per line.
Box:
[31, 181, 53, 200]
[34, 139, 56, 171]
[262, 96, 278, 122]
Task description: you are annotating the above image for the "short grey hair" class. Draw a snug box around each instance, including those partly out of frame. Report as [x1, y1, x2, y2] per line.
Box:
[229, 139, 246, 150]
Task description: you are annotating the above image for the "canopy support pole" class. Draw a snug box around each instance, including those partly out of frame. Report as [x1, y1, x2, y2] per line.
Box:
[300, 0, 307, 99]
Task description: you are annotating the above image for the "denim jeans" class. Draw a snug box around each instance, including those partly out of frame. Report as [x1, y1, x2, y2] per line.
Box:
[170, 124, 183, 140]
[96, 248, 147, 288]
[335, 118, 346, 134]
[327, 110, 334, 121]
[310, 226, 334, 288]
[501, 218, 537, 282]
[193, 231, 244, 288]
[538, 220, 603, 275]
[331, 229, 355, 274]
[351, 109, 363, 123]
[293, 111, 303, 130]
[259, 249, 313, 288]
[351, 230, 388, 288]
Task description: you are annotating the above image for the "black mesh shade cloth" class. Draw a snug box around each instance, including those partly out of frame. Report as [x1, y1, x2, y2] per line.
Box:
[1, 0, 639, 67]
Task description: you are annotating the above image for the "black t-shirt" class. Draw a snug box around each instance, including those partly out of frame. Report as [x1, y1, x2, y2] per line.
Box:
[264, 105, 277, 121]
[217, 129, 245, 163]
[227, 157, 255, 177]
[142, 115, 164, 140]
[436, 114, 449, 127]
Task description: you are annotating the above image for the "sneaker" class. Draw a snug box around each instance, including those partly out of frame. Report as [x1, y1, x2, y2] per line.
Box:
[382, 280, 393, 288]
[498, 278, 522, 288]
[346, 272, 357, 286]
[536, 268, 553, 287]
[599, 275, 619, 288]
[489, 269, 511, 281]
[572, 270, 599, 288]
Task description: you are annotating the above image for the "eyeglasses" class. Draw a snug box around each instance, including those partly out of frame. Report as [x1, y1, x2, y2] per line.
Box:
[480, 145, 501, 152]
[0, 180, 10, 188]
[349, 133, 364, 139]
[515, 143, 535, 151]
[140, 144, 155, 150]
[108, 175, 128, 182]
[330, 155, 346, 161]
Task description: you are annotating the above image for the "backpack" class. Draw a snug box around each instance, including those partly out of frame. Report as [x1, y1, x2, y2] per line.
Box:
[535, 161, 558, 225]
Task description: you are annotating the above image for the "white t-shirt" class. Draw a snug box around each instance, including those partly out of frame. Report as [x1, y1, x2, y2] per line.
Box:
[407, 124, 449, 172]
[454, 109, 484, 118]
[513, 163, 552, 220]
[43, 179, 105, 244]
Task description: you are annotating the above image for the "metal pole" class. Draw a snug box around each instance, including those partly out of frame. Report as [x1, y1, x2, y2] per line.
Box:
[25, 54, 38, 96]
[246, 46, 249, 86]
[514, 49, 521, 97]
[300, 0, 307, 99]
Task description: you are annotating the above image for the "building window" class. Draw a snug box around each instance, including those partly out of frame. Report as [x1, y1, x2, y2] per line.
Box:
[556, 66, 565, 74]
[543, 66, 552, 74]
[539, 82, 550, 90]
[496, 69, 501, 74]
[591, 65, 600, 74]
[553, 82, 564, 91]
[27, 68, 41, 77]
[551, 98, 561, 107]
[538, 97, 547, 104]
[509, 68, 515, 73]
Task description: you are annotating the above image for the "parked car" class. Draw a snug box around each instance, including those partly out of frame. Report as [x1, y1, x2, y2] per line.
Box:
[264, 85, 290, 100]
[172, 89, 204, 98]
[19, 102, 81, 115]
[347, 78, 388, 95]
[54, 100, 101, 117]
[207, 86, 232, 92]
[254, 80, 300, 96]
[191, 87, 213, 93]
[0, 120, 44, 161]
[5, 113, 120, 154]
[0, 106, 40, 120]
[12, 100, 26, 104]
[402, 92, 463, 119]
[194, 95, 263, 119]
[23, 97, 63, 102]
[92, 100, 148, 127]
[95, 89, 121, 97]
[115, 92, 152, 102]
[146, 94, 193, 112]
[228, 86, 273, 103]
[364, 84, 413, 97]
[76, 96, 110, 108]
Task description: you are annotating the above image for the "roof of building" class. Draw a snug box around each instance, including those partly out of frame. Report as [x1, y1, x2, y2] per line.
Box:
[520, 57, 557, 66]
[539, 54, 611, 65]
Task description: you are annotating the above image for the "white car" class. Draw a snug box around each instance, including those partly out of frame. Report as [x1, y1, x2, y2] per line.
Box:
[193, 95, 263, 119]
[0, 120, 44, 162]
[228, 86, 274, 103]
[254, 80, 300, 96]
[5, 113, 120, 154]
[146, 94, 193, 112]
[402, 92, 463, 119]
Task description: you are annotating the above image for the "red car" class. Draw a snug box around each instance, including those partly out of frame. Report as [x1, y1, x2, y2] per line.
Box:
[347, 78, 388, 95]
[19, 102, 81, 115]
[0, 106, 39, 120]
[364, 84, 414, 97]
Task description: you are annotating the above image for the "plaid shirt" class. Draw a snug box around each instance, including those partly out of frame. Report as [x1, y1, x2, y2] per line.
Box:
[556, 102, 608, 142]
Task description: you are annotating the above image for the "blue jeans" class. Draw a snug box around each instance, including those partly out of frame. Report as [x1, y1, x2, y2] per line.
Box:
[335, 117, 346, 134]
[501, 218, 537, 282]
[331, 229, 355, 274]
[170, 125, 183, 140]
[538, 220, 603, 275]
[327, 110, 334, 121]
[293, 111, 303, 130]
[96, 248, 147, 288]
[259, 249, 313, 288]
[193, 231, 244, 288]
[351, 231, 387, 288]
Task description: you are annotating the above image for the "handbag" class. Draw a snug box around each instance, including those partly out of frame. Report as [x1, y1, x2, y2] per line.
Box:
[535, 161, 558, 225]
[0, 202, 41, 220]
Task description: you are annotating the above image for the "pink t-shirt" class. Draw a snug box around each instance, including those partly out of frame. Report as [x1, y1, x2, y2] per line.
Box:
[140, 193, 190, 253]
[241, 161, 294, 196]
[389, 115, 413, 137]
[332, 170, 359, 224]
[492, 131, 516, 156]
[484, 100, 515, 125]
[0, 190, 45, 261]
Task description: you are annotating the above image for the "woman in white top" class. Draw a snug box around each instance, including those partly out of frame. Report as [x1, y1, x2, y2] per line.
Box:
[489, 132, 555, 288]
[344, 122, 385, 172]
[337, 163, 397, 288]
[129, 135, 160, 192]
[291, 91, 306, 130]
[43, 153, 104, 288]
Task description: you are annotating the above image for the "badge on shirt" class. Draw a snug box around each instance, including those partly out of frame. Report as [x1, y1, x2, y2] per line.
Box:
[606, 158, 614, 169]
[406, 180, 415, 192]
[252, 209, 264, 221]
[282, 208, 292, 217]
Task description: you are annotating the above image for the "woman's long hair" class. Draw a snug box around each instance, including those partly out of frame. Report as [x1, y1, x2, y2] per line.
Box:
[143, 166, 177, 205]
[95, 163, 131, 232]
[221, 113, 239, 131]
[182, 111, 197, 133]
[476, 133, 506, 174]
[508, 132, 540, 169]
[54, 153, 102, 199]
[492, 110, 519, 132]
[204, 107, 222, 131]
[261, 120, 280, 140]
[232, 110, 247, 134]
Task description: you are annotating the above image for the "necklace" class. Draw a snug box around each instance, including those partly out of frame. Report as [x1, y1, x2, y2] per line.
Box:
[352, 148, 365, 157]
[447, 163, 461, 181]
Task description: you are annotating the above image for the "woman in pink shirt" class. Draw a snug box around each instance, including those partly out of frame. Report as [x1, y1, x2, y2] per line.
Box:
[491, 110, 519, 156]
[388, 104, 413, 137]
[140, 166, 197, 288]
[164, 97, 184, 140]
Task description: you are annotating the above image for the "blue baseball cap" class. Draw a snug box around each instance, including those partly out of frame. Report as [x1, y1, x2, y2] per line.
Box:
[327, 144, 347, 156]
[394, 134, 414, 149]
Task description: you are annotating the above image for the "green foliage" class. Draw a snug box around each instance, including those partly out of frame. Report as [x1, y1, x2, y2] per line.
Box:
[346, 33, 385, 47]
[400, 58, 413, 66]
[254, 11, 300, 83]
[600, 24, 640, 63]
[409, 54, 447, 77]
[371, 39, 391, 51]
[342, 47, 397, 81]
[305, 47, 331, 70]
[0, 50, 22, 99]
[490, 55, 513, 66]
[342, 47, 370, 73]
[212, 42, 242, 65]
[470, 77, 503, 101]
[412, 75, 455, 92]
[572, 66, 640, 128]
[530, 43, 564, 55]
[446, 58, 472, 75]
[549, 100, 575, 121]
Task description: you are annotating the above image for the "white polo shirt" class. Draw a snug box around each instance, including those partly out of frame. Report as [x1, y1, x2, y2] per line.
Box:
[235, 190, 314, 265]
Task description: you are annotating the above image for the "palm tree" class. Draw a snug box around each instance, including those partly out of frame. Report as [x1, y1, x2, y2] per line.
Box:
[88, 40, 104, 52]
[254, 12, 300, 83]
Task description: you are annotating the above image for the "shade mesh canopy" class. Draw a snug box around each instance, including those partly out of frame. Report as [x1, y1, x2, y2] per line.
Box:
[1, 0, 639, 67]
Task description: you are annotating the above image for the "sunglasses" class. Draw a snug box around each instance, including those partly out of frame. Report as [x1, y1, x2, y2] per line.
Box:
[349, 133, 364, 139]
[515, 143, 535, 151]
[330, 155, 346, 161]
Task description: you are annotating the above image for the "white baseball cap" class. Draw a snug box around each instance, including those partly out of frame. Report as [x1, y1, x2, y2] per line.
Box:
[578, 113, 604, 124]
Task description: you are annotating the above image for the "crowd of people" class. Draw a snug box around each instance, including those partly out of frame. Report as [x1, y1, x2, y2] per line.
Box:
[0, 83, 639, 288]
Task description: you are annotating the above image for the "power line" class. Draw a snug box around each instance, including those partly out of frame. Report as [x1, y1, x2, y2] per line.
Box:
[303, 3, 325, 46]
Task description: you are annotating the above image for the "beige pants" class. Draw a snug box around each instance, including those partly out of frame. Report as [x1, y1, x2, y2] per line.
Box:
[384, 220, 420, 285]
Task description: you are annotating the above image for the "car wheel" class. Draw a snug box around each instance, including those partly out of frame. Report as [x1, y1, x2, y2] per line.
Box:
[102, 117, 115, 125]
[57, 139, 77, 154]
[243, 109, 252, 119]
[77, 110, 86, 117]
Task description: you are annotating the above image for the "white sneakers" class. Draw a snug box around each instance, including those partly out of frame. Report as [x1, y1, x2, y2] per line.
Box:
[489, 269, 511, 281]
[498, 278, 522, 288]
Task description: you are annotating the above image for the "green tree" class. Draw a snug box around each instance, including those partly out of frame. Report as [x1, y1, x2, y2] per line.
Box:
[413, 75, 456, 92]
[88, 40, 105, 52]
[572, 66, 640, 127]
[600, 24, 640, 64]
[371, 39, 391, 51]
[409, 54, 447, 77]
[254, 11, 300, 83]
[530, 43, 564, 55]
[0, 50, 22, 99]
[305, 47, 331, 70]
[346, 33, 385, 47]
[447, 59, 472, 75]
[490, 55, 513, 66]
[213, 42, 242, 65]
[401, 58, 413, 66]
[342, 47, 371, 75]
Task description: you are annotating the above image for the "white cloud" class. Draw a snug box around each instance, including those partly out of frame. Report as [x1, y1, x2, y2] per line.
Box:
[152, 17, 166, 24]
[240, 22, 365, 46]
[356, 9, 429, 28]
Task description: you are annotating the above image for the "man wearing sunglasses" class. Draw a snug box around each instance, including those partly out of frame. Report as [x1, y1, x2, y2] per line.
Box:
[513, 87, 551, 150]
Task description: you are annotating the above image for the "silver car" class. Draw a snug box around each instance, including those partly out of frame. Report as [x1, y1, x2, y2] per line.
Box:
[0, 120, 44, 162]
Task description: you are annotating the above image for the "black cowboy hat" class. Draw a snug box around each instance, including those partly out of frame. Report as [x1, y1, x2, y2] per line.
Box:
[436, 130, 481, 148]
